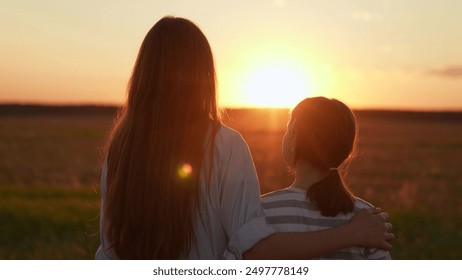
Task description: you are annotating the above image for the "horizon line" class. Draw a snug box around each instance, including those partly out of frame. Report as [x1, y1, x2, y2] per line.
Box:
[1, 101, 462, 113]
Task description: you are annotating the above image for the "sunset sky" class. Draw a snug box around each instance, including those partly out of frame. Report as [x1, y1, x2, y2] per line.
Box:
[0, 0, 461, 110]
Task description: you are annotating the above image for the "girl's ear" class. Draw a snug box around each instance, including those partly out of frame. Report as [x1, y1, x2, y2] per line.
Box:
[287, 119, 296, 135]
[283, 118, 297, 167]
[288, 119, 297, 154]
[289, 119, 296, 140]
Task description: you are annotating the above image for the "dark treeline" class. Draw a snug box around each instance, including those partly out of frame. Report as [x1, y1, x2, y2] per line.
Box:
[353, 109, 462, 123]
[0, 104, 119, 117]
[1, 104, 462, 122]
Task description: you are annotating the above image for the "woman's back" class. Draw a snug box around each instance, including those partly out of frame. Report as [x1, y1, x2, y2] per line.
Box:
[97, 124, 274, 259]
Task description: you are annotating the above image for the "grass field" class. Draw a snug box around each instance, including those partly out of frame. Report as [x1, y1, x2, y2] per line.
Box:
[1, 105, 462, 259]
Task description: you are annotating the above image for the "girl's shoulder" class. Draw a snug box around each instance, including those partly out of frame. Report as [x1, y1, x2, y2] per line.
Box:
[353, 196, 376, 211]
[261, 187, 305, 202]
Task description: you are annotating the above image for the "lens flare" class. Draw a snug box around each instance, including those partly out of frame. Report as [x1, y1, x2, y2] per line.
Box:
[178, 163, 193, 179]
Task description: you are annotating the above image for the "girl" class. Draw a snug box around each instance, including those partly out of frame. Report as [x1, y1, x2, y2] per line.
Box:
[95, 17, 394, 260]
[262, 97, 391, 259]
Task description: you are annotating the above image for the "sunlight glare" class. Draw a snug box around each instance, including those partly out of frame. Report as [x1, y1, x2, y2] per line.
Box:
[243, 64, 311, 108]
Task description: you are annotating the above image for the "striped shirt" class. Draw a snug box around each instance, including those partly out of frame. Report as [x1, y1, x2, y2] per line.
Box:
[261, 187, 391, 260]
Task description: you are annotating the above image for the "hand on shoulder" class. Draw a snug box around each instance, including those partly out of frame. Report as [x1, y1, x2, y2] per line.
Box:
[349, 208, 395, 251]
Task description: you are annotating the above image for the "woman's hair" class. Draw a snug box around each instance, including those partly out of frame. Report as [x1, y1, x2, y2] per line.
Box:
[291, 97, 356, 217]
[103, 16, 220, 259]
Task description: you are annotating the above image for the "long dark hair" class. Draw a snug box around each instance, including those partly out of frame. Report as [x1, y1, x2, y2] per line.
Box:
[291, 97, 356, 217]
[103, 16, 220, 259]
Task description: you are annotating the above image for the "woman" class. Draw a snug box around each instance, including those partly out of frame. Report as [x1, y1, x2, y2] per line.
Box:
[96, 16, 393, 260]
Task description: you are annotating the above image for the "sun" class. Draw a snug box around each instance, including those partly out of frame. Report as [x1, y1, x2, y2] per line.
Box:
[243, 62, 312, 108]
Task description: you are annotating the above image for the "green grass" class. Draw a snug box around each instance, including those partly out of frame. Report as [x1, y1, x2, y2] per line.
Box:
[0, 186, 100, 259]
[390, 209, 462, 259]
[2, 188, 462, 260]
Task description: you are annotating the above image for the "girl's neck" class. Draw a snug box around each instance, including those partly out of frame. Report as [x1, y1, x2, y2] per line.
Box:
[290, 162, 326, 191]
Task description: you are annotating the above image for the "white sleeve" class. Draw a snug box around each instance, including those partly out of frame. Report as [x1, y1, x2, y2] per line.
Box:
[218, 132, 275, 259]
[95, 158, 119, 260]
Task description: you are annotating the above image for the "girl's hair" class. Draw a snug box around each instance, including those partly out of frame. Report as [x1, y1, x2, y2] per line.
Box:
[103, 16, 220, 259]
[291, 97, 356, 217]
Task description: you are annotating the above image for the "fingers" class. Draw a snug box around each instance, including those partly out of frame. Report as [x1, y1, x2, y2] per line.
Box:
[385, 222, 393, 232]
[366, 207, 378, 215]
[381, 241, 393, 252]
[366, 207, 384, 215]
[378, 233, 395, 251]
[378, 211, 389, 222]
[385, 232, 395, 241]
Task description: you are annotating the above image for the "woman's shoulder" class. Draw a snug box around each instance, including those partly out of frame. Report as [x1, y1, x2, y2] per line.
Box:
[214, 123, 247, 147]
[216, 123, 243, 139]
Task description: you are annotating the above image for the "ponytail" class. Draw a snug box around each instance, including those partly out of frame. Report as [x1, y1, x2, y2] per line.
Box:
[306, 169, 355, 217]
[291, 97, 357, 217]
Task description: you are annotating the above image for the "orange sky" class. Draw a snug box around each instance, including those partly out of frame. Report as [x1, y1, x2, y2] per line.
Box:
[0, 0, 461, 110]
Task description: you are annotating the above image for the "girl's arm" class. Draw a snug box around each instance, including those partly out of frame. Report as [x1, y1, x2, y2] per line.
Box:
[244, 208, 394, 259]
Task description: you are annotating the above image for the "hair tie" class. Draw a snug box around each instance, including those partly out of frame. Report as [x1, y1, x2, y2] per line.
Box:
[329, 167, 338, 171]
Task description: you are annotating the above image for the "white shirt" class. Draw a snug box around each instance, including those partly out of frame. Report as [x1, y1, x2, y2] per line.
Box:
[95, 124, 274, 259]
